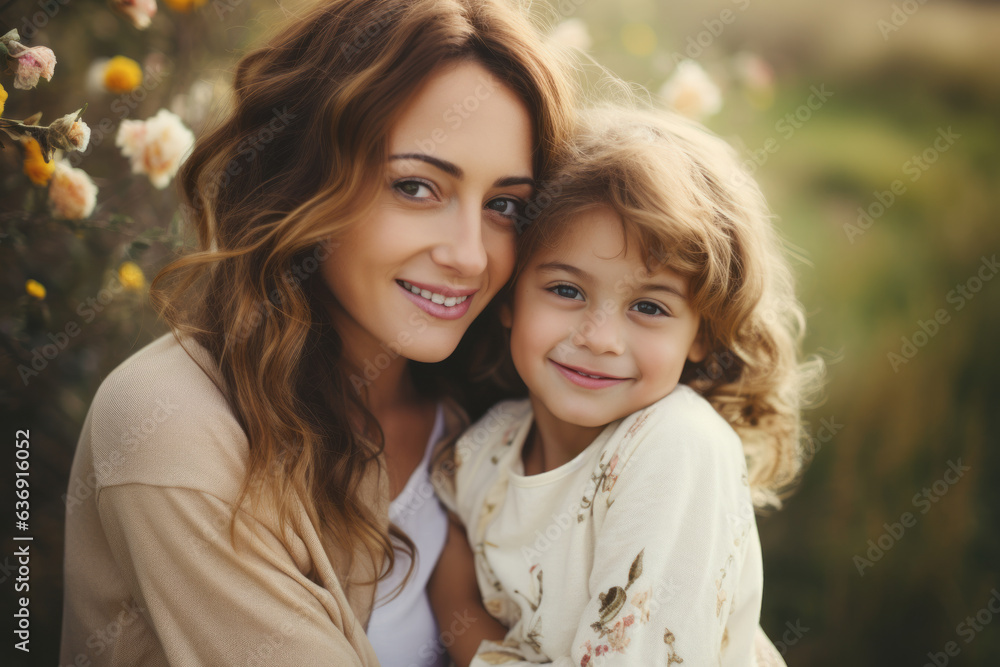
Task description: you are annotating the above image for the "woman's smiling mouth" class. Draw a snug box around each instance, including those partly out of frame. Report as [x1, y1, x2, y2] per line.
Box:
[397, 280, 478, 320]
[398, 280, 471, 307]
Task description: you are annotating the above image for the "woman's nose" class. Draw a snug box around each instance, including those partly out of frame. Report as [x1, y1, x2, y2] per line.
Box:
[429, 202, 489, 277]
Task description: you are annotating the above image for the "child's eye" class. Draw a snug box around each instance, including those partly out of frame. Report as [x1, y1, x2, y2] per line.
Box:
[549, 284, 583, 300]
[632, 301, 668, 316]
[393, 179, 435, 200]
[485, 197, 524, 220]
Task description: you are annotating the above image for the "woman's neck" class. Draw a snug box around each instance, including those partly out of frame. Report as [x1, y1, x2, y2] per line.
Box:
[339, 339, 415, 418]
[366, 365, 418, 424]
[524, 394, 606, 474]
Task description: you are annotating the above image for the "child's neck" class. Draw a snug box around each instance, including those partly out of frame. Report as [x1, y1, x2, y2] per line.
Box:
[523, 395, 607, 475]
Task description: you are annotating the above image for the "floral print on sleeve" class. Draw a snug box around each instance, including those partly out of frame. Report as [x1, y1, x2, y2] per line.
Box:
[577, 550, 669, 666]
[577, 411, 650, 522]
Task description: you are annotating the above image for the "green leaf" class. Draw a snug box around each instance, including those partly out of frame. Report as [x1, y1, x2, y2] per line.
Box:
[628, 548, 644, 587]
[0, 29, 19, 54]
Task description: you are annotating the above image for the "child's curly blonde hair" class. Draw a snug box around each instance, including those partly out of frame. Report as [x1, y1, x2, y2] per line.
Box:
[515, 105, 825, 509]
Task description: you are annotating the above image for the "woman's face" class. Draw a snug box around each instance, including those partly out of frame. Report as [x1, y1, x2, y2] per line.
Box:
[323, 60, 534, 366]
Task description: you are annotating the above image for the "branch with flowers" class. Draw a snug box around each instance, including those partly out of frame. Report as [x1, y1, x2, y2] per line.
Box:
[1, 14, 197, 399]
[0, 2, 252, 661]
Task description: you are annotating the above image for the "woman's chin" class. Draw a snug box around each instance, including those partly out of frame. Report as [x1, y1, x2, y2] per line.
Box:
[402, 337, 463, 365]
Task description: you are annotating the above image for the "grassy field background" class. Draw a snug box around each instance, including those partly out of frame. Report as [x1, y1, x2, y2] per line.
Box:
[1, 0, 998, 664]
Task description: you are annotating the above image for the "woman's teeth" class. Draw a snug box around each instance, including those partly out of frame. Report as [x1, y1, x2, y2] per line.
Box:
[400, 281, 469, 308]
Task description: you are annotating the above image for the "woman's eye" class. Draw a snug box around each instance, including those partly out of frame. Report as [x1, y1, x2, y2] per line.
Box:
[394, 180, 434, 199]
[632, 301, 667, 316]
[550, 284, 583, 300]
[485, 197, 523, 219]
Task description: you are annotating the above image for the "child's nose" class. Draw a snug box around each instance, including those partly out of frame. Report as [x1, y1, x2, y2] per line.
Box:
[571, 312, 626, 356]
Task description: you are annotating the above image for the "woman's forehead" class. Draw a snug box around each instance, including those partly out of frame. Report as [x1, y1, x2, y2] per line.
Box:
[386, 60, 534, 181]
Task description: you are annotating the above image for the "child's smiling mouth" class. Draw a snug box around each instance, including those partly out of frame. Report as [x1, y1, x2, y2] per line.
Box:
[549, 360, 630, 388]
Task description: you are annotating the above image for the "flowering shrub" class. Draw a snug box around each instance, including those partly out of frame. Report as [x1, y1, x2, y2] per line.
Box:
[116, 108, 195, 189]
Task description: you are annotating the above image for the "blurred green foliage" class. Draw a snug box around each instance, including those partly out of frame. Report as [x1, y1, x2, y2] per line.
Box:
[1, 0, 997, 664]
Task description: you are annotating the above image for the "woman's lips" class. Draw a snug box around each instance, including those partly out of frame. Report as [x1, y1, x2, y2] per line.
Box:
[549, 360, 629, 389]
[397, 280, 475, 320]
[400, 279, 479, 298]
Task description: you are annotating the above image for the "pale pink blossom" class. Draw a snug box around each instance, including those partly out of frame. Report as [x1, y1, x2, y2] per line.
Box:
[659, 60, 722, 120]
[48, 161, 98, 220]
[607, 618, 632, 653]
[734, 52, 775, 93]
[7, 42, 56, 90]
[116, 108, 195, 189]
[734, 51, 775, 109]
[49, 110, 91, 152]
[548, 18, 591, 52]
[110, 0, 158, 30]
[631, 589, 651, 623]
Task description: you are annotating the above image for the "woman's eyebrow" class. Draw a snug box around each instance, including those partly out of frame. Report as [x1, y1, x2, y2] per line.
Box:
[390, 153, 462, 178]
[389, 153, 534, 189]
[495, 176, 536, 188]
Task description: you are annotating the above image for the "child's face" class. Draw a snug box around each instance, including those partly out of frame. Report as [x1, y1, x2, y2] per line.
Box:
[502, 206, 706, 429]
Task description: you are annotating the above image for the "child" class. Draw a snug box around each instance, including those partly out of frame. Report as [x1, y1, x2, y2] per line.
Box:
[428, 105, 822, 666]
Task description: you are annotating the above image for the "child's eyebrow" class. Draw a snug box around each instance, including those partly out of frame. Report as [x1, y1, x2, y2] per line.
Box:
[637, 282, 688, 300]
[536, 262, 587, 278]
[537, 262, 688, 300]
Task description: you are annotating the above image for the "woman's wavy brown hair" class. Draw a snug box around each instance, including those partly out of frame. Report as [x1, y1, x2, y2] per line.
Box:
[513, 106, 825, 510]
[150, 0, 575, 592]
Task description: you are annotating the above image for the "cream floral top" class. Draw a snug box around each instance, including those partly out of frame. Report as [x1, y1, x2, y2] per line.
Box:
[433, 384, 786, 666]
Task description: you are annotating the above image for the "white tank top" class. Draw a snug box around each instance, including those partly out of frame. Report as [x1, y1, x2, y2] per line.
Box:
[367, 404, 450, 667]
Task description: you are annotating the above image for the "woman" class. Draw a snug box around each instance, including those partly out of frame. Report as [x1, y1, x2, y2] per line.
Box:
[59, 0, 574, 664]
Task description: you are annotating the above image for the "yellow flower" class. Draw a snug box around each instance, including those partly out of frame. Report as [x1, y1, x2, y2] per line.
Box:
[162, 0, 207, 12]
[0, 82, 7, 117]
[118, 261, 146, 292]
[22, 138, 56, 186]
[25, 279, 46, 300]
[621, 22, 657, 57]
[103, 56, 143, 94]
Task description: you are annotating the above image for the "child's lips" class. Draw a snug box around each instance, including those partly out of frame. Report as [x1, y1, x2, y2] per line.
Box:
[549, 360, 630, 389]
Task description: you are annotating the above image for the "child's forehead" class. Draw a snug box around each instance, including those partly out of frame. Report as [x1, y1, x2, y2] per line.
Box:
[530, 207, 685, 282]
